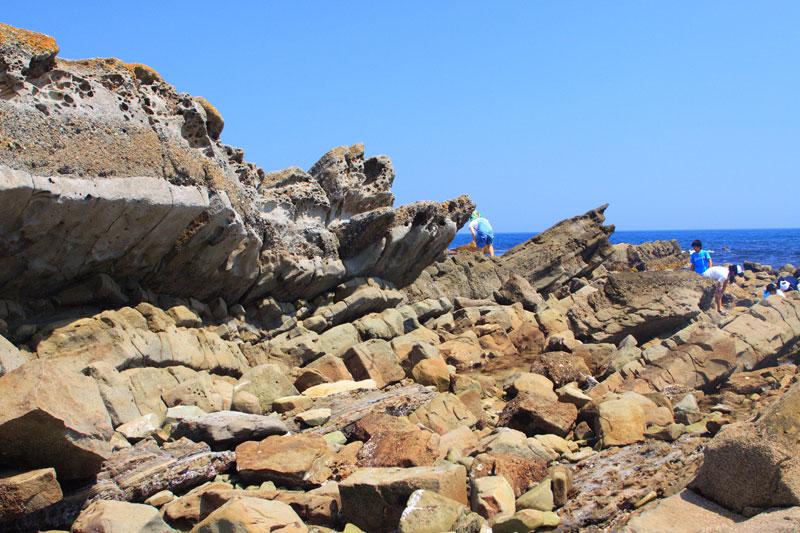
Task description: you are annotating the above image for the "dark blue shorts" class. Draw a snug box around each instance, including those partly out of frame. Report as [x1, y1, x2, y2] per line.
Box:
[476, 230, 494, 248]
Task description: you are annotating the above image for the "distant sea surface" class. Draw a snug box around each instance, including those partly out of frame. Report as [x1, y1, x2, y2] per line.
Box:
[450, 229, 800, 268]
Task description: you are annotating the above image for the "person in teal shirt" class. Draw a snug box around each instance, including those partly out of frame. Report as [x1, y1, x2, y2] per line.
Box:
[690, 239, 712, 274]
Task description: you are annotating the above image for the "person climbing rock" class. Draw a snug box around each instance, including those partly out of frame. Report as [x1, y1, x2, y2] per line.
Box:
[703, 264, 742, 315]
[468, 211, 495, 257]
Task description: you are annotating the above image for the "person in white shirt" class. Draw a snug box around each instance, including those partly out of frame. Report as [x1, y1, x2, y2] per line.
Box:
[703, 264, 741, 315]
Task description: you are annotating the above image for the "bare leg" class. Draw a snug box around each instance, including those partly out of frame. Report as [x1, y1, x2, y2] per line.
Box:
[488, 244, 495, 257]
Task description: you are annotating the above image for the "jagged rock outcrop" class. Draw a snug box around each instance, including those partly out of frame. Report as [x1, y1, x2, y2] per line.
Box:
[0, 24, 472, 305]
[405, 204, 614, 304]
[567, 270, 715, 345]
[603, 240, 688, 272]
[499, 204, 614, 295]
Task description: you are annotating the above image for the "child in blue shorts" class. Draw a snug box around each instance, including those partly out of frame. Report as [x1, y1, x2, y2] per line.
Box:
[469, 211, 495, 257]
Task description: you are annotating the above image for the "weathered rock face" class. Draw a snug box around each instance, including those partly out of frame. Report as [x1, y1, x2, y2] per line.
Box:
[499, 204, 615, 296]
[339, 464, 468, 532]
[0, 24, 473, 305]
[691, 380, 800, 513]
[567, 270, 714, 345]
[0, 468, 63, 523]
[0, 360, 113, 480]
[71, 500, 174, 533]
[89, 438, 234, 504]
[603, 240, 688, 272]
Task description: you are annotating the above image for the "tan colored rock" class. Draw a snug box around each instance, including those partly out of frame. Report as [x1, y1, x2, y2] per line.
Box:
[596, 398, 646, 447]
[294, 354, 353, 391]
[167, 305, 202, 328]
[343, 339, 404, 388]
[296, 408, 332, 427]
[567, 270, 714, 345]
[516, 479, 553, 512]
[71, 500, 174, 532]
[509, 373, 558, 402]
[509, 319, 546, 355]
[162, 482, 233, 529]
[470, 475, 515, 520]
[411, 358, 450, 392]
[0, 468, 62, 522]
[398, 489, 467, 533]
[549, 465, 572, 507]
[163, 373, 226, 413]
[340, 464, 468, 532]
[408, 392, 478, 434]
[136, 302, 176, 333]
[438, 425, 479, 458]
[191, 497, 307, 533]
[493, 509, 560, 532]
[626, 489, 742, 532]
[116, 412, 163, 442]
[232, 364, 298, 414]
[144, 490, 175, 507]
[301, 379, 377, 398]
[87, 360, 142, 427]
[0, 360, 113, 480]
[272, 395, 313, 413]
[691, 380, 800, 513]
[439, 336, 483, 370]
[236, 434, 333, 488]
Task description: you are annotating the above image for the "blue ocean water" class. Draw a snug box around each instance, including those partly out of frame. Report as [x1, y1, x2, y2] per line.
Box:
[450, 229, 800, 268]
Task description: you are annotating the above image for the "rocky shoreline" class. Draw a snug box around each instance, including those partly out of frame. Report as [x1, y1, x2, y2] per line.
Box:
[1, 23, 800, 533]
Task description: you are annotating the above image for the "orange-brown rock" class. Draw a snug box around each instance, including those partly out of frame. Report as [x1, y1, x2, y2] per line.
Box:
[498, 394, 578, 438]
[470, 452, 548, 497]
[236, 434, 333, 488]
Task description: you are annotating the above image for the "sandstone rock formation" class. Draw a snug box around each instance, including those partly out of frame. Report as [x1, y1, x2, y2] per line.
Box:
[3, 21, 800, 533]
[0, 23, 472, 306]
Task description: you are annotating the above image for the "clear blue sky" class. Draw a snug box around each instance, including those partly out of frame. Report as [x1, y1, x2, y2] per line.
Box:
[5, 2, 799, 230]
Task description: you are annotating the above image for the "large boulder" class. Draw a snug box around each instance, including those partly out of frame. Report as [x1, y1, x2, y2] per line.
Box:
[232, 364, 298, 414]
[339, 464, 468, 532]
[235, 434, 333, 488]
[171, 411, 287, 450]
[603, 240, 687, 272]
[89, 438, 234, 503]
[0, 360, 113, 480]
[398, 489, 468, 533]
[691, 381, 800, 513]
[0, 24, 473, 305]
[498, 204, 615, 295]
[0, 468, 63, 523]
[567, 270, 714, 345]
[595, 397, 646, 447]
[191, 497, 307, 533]
[498, 393, 578, 438]
[71, 500, 175, 532]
